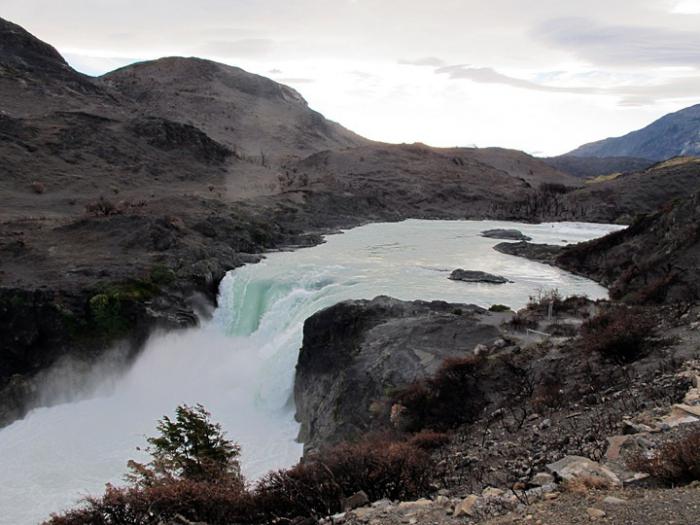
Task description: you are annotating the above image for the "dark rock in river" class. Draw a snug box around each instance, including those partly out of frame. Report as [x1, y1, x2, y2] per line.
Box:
[294, 296, 501, 452]
[493, 241, 564, 264]
[481, 229, 532, 241]
[449, 269, 510, 284]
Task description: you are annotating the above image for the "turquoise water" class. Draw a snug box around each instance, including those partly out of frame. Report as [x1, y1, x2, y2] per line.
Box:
[0, 219, 623, 524]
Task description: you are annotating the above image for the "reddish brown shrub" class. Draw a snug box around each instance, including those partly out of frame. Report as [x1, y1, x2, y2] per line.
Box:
[629, 430, 700, 486]
[45, 480, 253, 525]
[408, 430, 450, 450]
[394, 356, 486, 431]
[507, 312, 538, 331]
[580, 306, 655, 363]
[46, 438, 433, 525]
[255, 438, 433, 521]
[30, 181, 45, 194]
[85, 197, 119, 217]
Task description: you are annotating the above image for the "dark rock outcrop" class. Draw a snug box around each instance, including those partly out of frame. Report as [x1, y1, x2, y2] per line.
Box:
[481, 229, 532, 241]
[493, 241, 564, 264]
[294, 296, 501, 452]
[556, 192, 700, 303]
[448, 270, 510, 284]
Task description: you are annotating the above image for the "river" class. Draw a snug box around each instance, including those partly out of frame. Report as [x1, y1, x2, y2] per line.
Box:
[0, 219, 624, 524]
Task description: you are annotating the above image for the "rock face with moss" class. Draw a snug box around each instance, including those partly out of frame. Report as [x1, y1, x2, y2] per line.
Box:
[294, 296, 501, 452]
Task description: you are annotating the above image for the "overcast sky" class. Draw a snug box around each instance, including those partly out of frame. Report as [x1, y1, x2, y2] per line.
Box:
[4, 0, 700, 155]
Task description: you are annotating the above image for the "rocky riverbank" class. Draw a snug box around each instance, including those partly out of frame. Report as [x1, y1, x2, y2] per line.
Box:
[292, 293, 700, 525]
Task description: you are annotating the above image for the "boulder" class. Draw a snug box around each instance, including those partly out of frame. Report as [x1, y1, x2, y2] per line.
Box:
[342, 490, 369, 511]
[530, 472, 555, 486]
[586, 508, 607, 520]
[547, 456, 622, 488]
[454, 495, 480, 517]
[493, 241, 563, 264]
[294, 296, 501, 451]
[481, 229, 532, 241]
[449, 269, 510, 284]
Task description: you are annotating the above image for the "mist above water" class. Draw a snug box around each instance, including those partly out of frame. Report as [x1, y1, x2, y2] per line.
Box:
[0, 219, 624, 525]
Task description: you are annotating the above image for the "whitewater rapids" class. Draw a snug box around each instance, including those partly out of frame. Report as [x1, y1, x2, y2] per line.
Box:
[0, 219, 623, 524]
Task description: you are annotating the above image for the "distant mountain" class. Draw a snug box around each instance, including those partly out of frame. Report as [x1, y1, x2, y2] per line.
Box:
[568, 104, 700, 161]
[101, 57, 367, 163]
[542, 155, 654, 179]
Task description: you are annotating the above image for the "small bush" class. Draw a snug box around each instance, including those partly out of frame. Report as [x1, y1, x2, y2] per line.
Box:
[489, 304, 511, 313]
[507, 312, 538, 331]
[408, 430, 450, 451]
[30, 181, 45, 194]
[545, 322, 579, 337]
[393, 356, 486, 431]
[46, 480, 252, 525]
[85, 196, 119, 217]
[580, 306, 655, 363]
[629, 430, 700, 486]
[46, 407, 434, 525]
[562, 474, 612, 493]
[255, 438, 433, 520]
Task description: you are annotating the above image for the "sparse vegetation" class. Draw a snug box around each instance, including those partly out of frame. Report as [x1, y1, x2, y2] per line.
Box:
[393, 356, 486, 432]
[629, 430, 700, 486]
[489, 304, 511, 313]
[84, 196, 118, 217]
[46, 406, 434, 525]
[30, 181, 46, 194]
[580, 306, 655, 363]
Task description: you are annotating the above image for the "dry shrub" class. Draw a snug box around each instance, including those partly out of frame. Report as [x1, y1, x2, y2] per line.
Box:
[45, 480, 253, 525]
[629, 430, 700, 486]
[254, 438, 433, 521]
[545, 322, 579, 337]
[631, 273, 677, 304]
[507, 312, 538, 331]
[393, 356, 486, 432]
[30, 181, 45, 194]
[408, 430, 450, 451]
[531, 375, 565, 411]
[85, 196, 119, 217]
[562, 474, 612, 494]
[580, 306, 655, 363]
[46, 438, 433, 525]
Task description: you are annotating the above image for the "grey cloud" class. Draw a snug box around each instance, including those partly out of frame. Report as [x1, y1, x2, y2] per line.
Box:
[437, 63, 700, 106]
[398, 56, 446, 67]
[537, 17, 700, 67]
[436, 65, 596, 94]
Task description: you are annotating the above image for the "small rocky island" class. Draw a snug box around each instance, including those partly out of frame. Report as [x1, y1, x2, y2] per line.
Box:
[481, 229, 532, 241]
[448, 269, 511, 284]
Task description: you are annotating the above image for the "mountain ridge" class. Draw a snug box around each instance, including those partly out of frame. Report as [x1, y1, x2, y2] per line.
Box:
[568, 103, 700, 161]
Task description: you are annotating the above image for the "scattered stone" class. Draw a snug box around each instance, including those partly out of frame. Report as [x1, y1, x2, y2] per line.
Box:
[531, 472, 555, 486]
[603, 496, 627, 505]
[482, 487, 505, 498]
[481, 229, 532, 241]
[342, 490, 369, 511]
[547, 456, 622, 487]
[473, 343, 489, 356]
[586, 508, 607, 520]
[449, 269, 511, 284]
[454, 495, 480, 517]
[622, 421, 653, 435]
[397, 498, 433, 511]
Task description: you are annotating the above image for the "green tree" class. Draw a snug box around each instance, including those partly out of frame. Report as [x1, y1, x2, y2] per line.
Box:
[128, 404, 243, 488]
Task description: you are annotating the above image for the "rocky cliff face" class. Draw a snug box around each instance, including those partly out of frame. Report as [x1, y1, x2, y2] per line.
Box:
[294, 297, 502, 452]
[556, 191, 700, 304]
